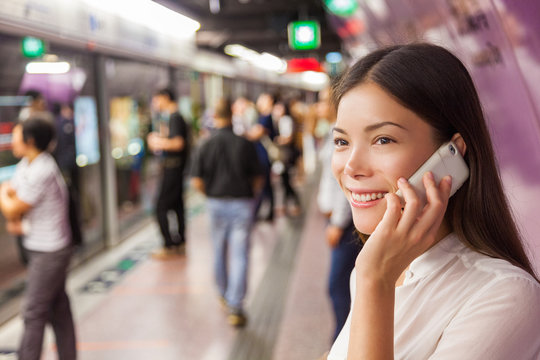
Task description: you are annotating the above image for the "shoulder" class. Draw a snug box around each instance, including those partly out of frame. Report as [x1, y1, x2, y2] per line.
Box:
[460, 251, 540, 307]
[28, 153, 57, 179]
[238, 135, 257, 151]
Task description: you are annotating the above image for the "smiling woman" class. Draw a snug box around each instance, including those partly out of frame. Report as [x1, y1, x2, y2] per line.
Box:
[325, 43, 540, 360]
[331, 82, 443, 235]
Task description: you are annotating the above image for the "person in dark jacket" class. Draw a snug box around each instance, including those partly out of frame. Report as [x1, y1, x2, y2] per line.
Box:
[191, 98, 263, 327]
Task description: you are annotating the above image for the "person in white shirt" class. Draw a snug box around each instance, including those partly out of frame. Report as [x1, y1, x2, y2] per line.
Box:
[326, 43, 540, 359]
[316, 87, 362, 342]
[0, 115, 76, 360]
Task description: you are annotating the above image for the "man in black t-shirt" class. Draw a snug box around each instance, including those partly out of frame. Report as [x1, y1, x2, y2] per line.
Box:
[147, 88, 189, 259]
[191, 98, 263, 327]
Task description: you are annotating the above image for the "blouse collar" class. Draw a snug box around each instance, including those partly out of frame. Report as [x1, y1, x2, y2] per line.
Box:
[404, 233, 466, 285]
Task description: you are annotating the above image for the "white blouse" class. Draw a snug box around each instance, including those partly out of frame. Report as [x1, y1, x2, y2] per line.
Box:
[328, 233, 540, 359]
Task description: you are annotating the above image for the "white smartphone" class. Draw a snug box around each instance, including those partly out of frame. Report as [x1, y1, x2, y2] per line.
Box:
[395, 141, 469, 205]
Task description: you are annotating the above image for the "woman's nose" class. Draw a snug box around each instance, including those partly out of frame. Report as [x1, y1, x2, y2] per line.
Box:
[344, 148, 369, 178]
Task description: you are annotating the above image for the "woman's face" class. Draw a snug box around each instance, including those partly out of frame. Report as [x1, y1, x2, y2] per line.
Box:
[11, 125, 28, 159]
[332, 82, 440, 234]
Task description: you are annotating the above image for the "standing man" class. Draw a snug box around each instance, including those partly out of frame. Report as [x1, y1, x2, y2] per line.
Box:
[247, 93, 276, 221]
[191, 98, 263, 327]
[147, 88, 189, 259]
[0, 115, 77, 360]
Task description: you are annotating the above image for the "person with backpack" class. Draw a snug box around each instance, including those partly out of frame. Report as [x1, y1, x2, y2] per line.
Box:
[0, 114, 77, 360]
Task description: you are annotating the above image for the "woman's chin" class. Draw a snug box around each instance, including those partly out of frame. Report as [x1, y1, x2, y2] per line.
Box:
[352, 217, 376, 235]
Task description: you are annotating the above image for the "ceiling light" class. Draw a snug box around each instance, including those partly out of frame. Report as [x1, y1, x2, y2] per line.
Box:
[301, 71, 329, 86]
[82, 0, 200, 37]
[224, 45, 287, 73]
[25, 61, 71, 74]
[259, 53, 287, 73]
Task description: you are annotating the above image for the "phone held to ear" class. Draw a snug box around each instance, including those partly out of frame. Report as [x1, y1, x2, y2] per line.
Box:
[395, 141, 469, 206]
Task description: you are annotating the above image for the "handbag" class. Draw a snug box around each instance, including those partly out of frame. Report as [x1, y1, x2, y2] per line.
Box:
[260, 135, 282, 163]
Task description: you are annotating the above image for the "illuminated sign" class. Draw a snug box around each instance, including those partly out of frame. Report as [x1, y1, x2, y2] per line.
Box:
[287, 58, 323, 72]
[21, 36, 45, 58]
[326, 52, 343, 63]
[288, 21, 321, 50]
[74, 97, 101, 167]
[324, 0, 358, 17]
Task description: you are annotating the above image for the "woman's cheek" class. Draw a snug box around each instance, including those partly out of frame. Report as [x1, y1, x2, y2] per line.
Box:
[331, 150, 345, 180]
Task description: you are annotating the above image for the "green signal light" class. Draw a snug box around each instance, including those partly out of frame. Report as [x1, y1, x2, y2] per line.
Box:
[21, 36, 45, 58]
[288, 20, 321, 50]
[324, 0, 358, 17]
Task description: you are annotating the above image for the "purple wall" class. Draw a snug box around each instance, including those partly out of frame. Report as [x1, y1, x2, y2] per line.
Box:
[333, 0, 540, 270]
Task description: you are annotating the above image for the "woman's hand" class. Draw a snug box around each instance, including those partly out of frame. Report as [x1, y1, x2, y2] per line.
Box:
[347, 172, 453, 360]
[355, 172, 453, 287]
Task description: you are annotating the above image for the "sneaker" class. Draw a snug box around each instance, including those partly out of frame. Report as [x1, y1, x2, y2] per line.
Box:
[227, 308, 247, 328]
[151, 247, 179, 260]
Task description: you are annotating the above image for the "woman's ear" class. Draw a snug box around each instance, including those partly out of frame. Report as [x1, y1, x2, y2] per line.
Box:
[451, 133, 467, 157]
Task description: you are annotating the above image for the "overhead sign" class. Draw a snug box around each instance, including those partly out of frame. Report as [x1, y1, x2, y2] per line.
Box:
[324, 0, 358, 17]
[287, 58, 323, 72]
[288, 20, 321, 50]
[21, 36, 45, 58]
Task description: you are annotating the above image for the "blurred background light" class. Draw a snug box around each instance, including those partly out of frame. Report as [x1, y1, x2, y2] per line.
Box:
[25, 61, 71, 74]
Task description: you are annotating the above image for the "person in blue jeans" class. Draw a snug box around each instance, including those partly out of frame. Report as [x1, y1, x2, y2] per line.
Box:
[191, 98, 263, 327]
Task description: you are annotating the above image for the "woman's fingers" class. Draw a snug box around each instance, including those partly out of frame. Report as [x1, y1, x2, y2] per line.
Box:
[396, 176, 424, 232]
[374, 193, 401, 233]
[415, 174, 452, 237]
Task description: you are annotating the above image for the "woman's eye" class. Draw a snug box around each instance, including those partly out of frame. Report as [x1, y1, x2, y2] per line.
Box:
[374, 137, 394, 145]
[334, 138, 348, 147]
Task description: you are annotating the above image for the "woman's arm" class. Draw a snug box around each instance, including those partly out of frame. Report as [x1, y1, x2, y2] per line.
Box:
[347, 173, 452, 359]
[348, 278, 395, 359]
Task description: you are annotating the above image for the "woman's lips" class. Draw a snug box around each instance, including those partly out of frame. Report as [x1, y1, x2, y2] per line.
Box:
[348, 191, 388, 208]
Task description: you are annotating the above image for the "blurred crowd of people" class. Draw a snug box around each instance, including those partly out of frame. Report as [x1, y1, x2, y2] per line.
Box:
[0, 85, 360, 359]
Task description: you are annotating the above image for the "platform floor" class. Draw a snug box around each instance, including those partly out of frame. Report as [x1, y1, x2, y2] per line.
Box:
[0, 178, 336, 360]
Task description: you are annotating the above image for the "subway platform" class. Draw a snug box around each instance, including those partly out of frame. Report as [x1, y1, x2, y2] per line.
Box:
[0, 177, 336, 360]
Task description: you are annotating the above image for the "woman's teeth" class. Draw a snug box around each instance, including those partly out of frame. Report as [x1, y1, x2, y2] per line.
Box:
[351, 192, 385, 203]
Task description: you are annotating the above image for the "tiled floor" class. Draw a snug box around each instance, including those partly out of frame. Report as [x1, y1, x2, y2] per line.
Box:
[0, 179, 336, 360]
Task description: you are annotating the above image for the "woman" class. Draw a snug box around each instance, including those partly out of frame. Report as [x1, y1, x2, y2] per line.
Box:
[0, 116, 76, 360]
[327, 43, 540, 359]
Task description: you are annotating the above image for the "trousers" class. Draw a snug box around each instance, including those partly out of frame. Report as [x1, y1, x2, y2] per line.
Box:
[328, 222, 361, 341]
[156, 165, 185, 248]
[207, 198, 253, 309]
[19, 245, 76, 360]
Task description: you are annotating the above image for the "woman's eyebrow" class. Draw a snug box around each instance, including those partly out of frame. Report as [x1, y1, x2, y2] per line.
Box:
[332, 126, 347, 134]
[364, 121, 407, 132]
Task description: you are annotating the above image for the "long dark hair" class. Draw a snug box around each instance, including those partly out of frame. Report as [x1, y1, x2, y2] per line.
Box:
[332, 43, 537, 279]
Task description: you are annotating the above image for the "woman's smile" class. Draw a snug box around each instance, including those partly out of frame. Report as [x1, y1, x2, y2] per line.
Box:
[347, 189, 388, 208]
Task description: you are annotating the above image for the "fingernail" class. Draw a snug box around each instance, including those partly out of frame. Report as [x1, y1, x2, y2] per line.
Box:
[445, 176, 452, 185]
[398, 177, 407, 184]
[426, 172, 434, 180]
